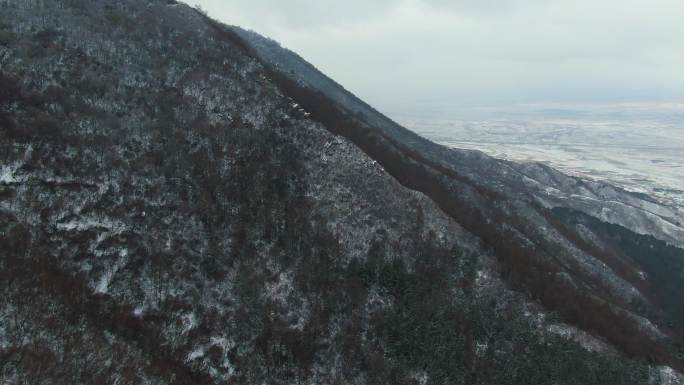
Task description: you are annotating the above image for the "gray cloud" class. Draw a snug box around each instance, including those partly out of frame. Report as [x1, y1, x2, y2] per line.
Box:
[192, 0, 684, 112]
[194, 0, 397, 28]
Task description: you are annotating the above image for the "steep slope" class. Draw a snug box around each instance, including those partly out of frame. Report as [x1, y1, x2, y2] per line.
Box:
[233, 26, 684, 250]
[0, 1, 682, 384]
[228, 21, 684, 365]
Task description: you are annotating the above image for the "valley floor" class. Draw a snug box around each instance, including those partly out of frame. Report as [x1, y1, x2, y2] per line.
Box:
[392, 102, 684, 209]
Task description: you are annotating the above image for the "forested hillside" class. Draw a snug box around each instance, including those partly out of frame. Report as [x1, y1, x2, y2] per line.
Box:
[0, 1, 682, 384]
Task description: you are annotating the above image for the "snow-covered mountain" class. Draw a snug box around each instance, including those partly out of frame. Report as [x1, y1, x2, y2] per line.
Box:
[1, 1, 683, 384]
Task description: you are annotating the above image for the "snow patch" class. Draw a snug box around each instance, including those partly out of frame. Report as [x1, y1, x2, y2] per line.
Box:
[209, 336, 233, 350]
[57, 217, 127, 233]
[263, 270, 294, 305]
[0, 163, 25, 184]
[186, 336, 236, 367]
[94, 248, 129, 294]
[186, 346, 205, 362]
[657, 366, 684, 385]
[182, 313, 197, 334]
[0, 165, 17, 183]
[410, 371, 429, 385]
[547, 323, 612, 353]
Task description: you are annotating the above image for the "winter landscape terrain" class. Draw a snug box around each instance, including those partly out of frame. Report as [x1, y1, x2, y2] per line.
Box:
[1, 1, 684, 384]
[394, 102, 684, 209]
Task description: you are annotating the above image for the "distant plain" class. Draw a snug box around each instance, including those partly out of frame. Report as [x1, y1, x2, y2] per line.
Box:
[392, 102, 684, 208]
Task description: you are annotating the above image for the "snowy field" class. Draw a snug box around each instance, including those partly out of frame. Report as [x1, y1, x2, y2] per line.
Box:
[390, 102, 684, 208]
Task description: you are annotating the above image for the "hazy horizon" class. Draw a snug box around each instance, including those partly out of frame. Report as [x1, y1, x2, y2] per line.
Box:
[192, 0, 684, 114]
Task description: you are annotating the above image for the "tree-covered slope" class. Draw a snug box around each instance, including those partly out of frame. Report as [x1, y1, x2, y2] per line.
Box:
[0, 1, 682, 384]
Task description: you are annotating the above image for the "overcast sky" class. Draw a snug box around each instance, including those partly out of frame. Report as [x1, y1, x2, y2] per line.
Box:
[192, 0, 684, 112]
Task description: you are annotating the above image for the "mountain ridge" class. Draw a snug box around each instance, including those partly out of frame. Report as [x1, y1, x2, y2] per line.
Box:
[210, 10, 684, 370]
[226, 21, 684, 250]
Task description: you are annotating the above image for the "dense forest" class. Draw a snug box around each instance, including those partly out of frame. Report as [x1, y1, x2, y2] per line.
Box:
[1, 1, 683, 384]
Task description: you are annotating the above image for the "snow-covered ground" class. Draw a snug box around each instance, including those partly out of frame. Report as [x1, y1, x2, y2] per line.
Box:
[391, 102, 684, 208]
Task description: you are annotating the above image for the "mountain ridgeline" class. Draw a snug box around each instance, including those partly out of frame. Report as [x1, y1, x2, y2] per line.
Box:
[1, 1, 683, 384]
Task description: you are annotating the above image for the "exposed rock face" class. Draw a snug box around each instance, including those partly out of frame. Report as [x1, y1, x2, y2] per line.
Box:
[0, 1, 682, 384]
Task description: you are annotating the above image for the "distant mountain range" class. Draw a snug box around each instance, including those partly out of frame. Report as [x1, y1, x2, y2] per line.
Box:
[1, 1, 683, 384]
